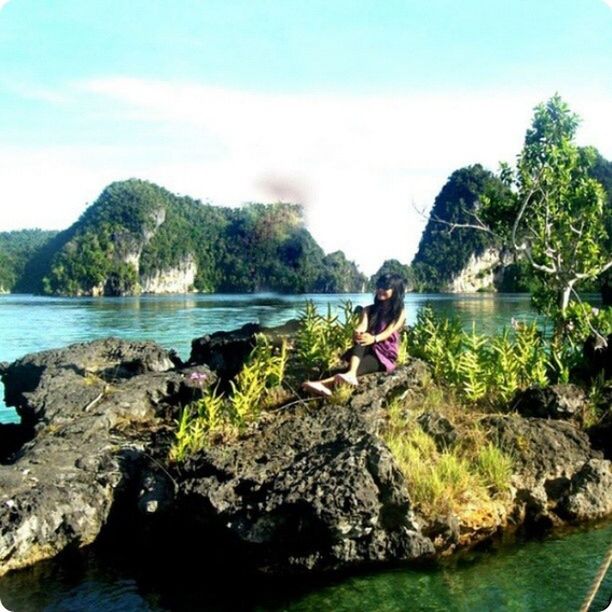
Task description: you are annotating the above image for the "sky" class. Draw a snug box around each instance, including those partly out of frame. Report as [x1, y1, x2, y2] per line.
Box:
[0, 1, 611, 275]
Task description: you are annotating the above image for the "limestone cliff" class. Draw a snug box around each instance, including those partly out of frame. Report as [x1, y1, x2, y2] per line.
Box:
[140, 255, 198, 294]
[447, 247, 505, 293]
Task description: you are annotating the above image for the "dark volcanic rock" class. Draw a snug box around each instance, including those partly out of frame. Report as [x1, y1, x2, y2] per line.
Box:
[347, 359, 430, 413]
[557, 459, 612, 521]
[511, 384, 586, 420]
[0, 338, 205, 577]
[178, 402, 434, 574]
[485, 415, 610, 526]
[1, 337, 182, 427]
[189, 319, 299, 381]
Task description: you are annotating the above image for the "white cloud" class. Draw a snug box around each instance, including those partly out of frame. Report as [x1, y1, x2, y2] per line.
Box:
[0, 1, 10, 11]
[2, 79, 611, 275]
[603, 0, 612, 9]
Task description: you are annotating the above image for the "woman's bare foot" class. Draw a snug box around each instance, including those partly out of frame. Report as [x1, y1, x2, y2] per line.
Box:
[302, 381, 332, 397]
[335, 372, 358, 386]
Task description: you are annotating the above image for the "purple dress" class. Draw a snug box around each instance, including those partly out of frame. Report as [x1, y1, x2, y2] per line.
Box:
[371, 314, 400, 373]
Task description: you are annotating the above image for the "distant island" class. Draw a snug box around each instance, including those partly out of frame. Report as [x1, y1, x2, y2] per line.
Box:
[0, 180, 367, 296]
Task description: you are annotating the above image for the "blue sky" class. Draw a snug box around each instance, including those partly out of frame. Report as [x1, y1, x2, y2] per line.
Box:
[1, 0, 611, 273]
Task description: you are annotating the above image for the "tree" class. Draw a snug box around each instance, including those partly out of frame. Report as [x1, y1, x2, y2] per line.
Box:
[449, 95, 611, 316]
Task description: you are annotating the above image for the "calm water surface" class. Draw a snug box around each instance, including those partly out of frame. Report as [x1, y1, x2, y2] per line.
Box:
[1, 293, 609, 612]
[0, 522, 609, 611]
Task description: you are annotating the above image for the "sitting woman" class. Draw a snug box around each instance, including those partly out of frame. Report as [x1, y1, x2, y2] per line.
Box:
[302, 273, 406, 397]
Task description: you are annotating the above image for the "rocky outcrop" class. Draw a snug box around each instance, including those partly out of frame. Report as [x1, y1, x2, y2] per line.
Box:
[179, 399, 434, 574]
[0, 323, 610, 579]
[189, 319, 300, 382]
[0, 338, 212, 577]
[511, 384, 587, 421]
[484, 415, 610, 529]
[447, 247, 504, 293]
[140, 255, 197, 294]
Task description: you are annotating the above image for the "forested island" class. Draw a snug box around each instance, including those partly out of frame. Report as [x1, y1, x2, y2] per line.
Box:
[0, 183, 367, 296]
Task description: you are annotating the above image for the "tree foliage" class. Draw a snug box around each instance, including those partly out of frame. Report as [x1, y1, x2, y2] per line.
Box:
[0, 229, 58, 291]
[480, 94, 611, 314]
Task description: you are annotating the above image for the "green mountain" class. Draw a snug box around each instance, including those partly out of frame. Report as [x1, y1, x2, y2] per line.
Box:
[411, 153, 612, 295]
[0, 229, 59, 293]
[5, 179, 366, 296]
[411, 165, 510, 292]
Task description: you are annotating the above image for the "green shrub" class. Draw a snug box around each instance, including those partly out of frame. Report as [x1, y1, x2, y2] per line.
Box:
[407, 307, 551, 404]
[295, 300, 358, 374]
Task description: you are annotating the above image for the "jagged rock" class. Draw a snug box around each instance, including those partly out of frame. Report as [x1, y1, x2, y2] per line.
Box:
[189, 320, 300, 382]
[178, 402, 435, 574]
[484, 415, 609, 527]
[417, 412, 457, 450]
[0, 422, 33, 463]
[511, 384, 586, 420]
[421, 514, 461, 552]
[347, 359, 430, 413]
[1, 337, 182, 427]
[557, 459, 612, 521]
[0, 338, 196, 578]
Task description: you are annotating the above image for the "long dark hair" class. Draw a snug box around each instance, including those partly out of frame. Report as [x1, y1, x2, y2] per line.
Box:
[368, 273, 406, 332]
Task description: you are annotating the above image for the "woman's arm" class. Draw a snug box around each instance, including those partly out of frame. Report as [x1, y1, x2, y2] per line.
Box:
[354, 307, 369, 334]
[359, 309, 406, 345]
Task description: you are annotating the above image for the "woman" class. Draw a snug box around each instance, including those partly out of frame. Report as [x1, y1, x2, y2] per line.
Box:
[302, 273, 406, 397]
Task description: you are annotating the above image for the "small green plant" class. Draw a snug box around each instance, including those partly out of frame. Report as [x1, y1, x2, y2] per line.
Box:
[396, 330, 410, 366]
[170, 334, 288, 460]
[407, 307, 552, 405]
[329, 382, 354, 406]
[295, 300, 358, 374]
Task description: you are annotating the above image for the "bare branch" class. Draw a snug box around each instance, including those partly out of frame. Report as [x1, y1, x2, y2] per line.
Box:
[429, 213, 498, 236]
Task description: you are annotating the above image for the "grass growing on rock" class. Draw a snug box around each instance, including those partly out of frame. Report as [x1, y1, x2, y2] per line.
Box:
[382, 384, 513, 518]
[170, 301, 359, 462]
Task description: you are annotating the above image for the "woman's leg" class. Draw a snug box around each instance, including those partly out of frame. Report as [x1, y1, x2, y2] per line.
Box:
[345, 344, 367, 377]
[336, 345, 383, 385]
[355, 352, 385, 376]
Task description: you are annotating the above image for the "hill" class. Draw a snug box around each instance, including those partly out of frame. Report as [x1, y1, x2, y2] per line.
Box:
[412, 153, 612, 294]
[0, 230, 59, 293]
[6, 179, 366, 296]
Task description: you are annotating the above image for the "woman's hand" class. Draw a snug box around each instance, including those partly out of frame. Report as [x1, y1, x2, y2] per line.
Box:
[356, 332, 376, 346]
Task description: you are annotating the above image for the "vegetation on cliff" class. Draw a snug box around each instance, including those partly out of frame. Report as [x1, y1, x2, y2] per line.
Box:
[411, 165, 510, 292]
[0, 229, 58, 292]
[412, 100, 612, 298]
[7, 179, 365, 296]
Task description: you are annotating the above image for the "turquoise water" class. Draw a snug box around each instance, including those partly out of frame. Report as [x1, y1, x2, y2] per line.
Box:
[0, 521, 609, 611]
[0, 292, 537, 423]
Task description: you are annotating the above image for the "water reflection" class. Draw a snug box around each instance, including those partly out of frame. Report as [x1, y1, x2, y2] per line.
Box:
[0, 521, 609, 611]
